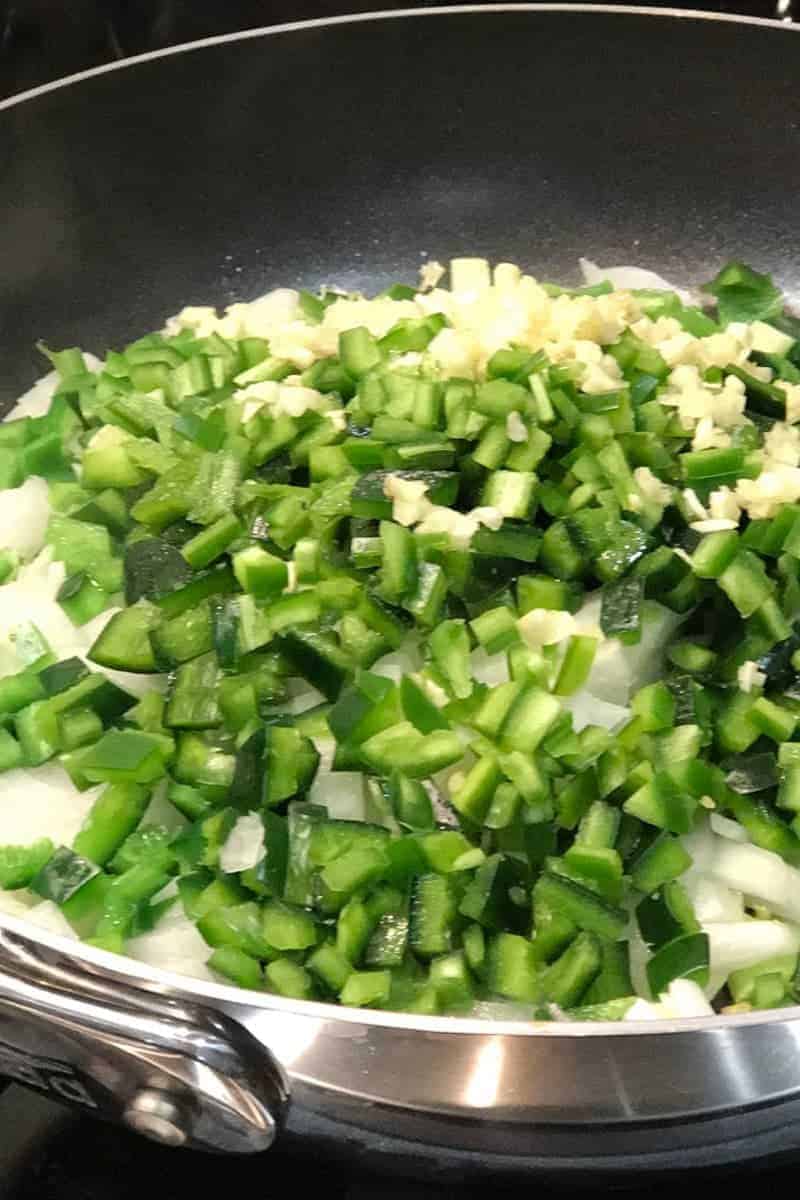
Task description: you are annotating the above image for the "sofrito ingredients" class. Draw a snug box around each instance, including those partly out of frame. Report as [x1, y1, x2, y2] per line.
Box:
[1, 257, 800, 1021]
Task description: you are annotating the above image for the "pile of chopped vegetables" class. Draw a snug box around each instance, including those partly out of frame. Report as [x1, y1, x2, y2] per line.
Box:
[4, 256, 800, 1020]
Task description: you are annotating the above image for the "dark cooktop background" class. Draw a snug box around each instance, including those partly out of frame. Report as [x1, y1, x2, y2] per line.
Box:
[2, 1077, 800, 1200]
[1, 0, 793, 100]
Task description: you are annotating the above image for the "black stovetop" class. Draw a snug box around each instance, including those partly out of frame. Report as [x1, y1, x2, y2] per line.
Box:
[0, 1082, 428, 1200]
[0, 1078, 797, 1200]
[5, 1075, 800, 1199]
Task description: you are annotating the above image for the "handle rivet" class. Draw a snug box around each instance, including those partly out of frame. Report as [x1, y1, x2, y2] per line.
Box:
[124, 1089, 187, 1147]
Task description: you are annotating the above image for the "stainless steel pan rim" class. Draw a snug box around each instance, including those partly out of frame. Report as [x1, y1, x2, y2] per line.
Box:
[0, 3, 798, 115]
[0, 905, 797, 1039]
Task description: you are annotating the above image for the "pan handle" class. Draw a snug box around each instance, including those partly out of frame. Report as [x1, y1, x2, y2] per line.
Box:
[0, 921, 289, 1152]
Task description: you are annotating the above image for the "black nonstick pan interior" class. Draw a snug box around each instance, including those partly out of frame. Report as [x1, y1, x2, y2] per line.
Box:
[2, 5, 799, 408]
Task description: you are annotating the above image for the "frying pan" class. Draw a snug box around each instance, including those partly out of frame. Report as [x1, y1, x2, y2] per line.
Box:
[2, 5, 800, 1177]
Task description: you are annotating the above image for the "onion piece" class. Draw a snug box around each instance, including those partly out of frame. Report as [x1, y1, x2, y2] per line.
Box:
[128, 906, 214, 981]
[664, 978, 714, 1017]
[683, 873, 744, 925]
[285, 683, 326, 714]
[219, 813, 265, 874]
[470, 647, 510, 688]
[9, 355, 101, 421]
[308, 771, 366, 821]
[627, 918, 653, 1001]
[141, 781, 187, 834]
[16, 546, 65, 592]
[709, 812, 749, 843]
[24, 901, 79, 940]
[562, 690, 629, 733]
[705, 919, 800, 978]
[624, 997, 668, 1021]
[468, 999, 535, 1021]
[573, 594, 684, 707]
[371, 644, 422, 683]
[0, 477, 51, 559]
[9, 370, 61, 420]
[624, 980, 714, 1021]
[312, 737, 336, 777]
[579, 258, 696, 304]
[151, 879, 179, 905]
[0, 890, 36, 918]
[72, 608, 167, 698]
[704, 838, 800, 924]
[680, 821, 718, 874]
[0, 570, 76, 677]
[0, 769, 100, 848]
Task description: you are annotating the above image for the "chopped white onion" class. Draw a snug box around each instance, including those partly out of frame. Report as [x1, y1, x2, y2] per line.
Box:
[703, 838, 800, 924]
[151, 878, 180, 905]
[219, 813, 265, 874]
[141, 781, 187, 834]
[562, 690, 630, 733]
[624, 980, 714, 1021]
[432, 754, 475, 805]
[71, 608, 167, 699]
[8, 370, 61, 420]
[470, 647, 510, 688]
[517, 607, 577, 648]
[245, 288, 302, 327]
[24, 901, 79, 940]
[468, 999, 534, 1021]
[127, 907, 213, 981]
[370, 645, 422, 683]
[576, 595, 684, 706]
[680, 821, 718, 874]
[0, 553, 158, 698]
[308, 771, 366, 821]
[412, 673, 449, 708]
[284, 683, 326, 714]
[312, 737, 337, 776]
[709, 813, 749, 843]
[579, 259, 696, 304]
[683, 872, 745, 924]
[0, 477, 50, 559]
[663, 978, 714, 1018]
[8, 356, 101, 421]
[0, 567, 76, 677]
[624, 997, 668, 1021]
[705, 919, 800, 978]
[74, 607, 122, 647]
[627, 918, 653, 1001]
[0, 770, 100, 848]
[0, 890, 36, 918]
[16, 545, 65, 591]
[73, 650, 163, 701]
